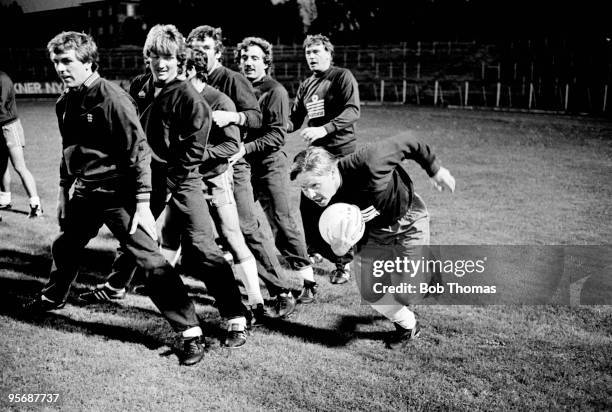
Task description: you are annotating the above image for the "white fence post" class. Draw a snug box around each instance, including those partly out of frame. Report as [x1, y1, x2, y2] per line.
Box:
[380, 80, 385, 103]
[496, 82, 501, 107]
[434, 80, 439, 105]
[464, 81, 469, 106]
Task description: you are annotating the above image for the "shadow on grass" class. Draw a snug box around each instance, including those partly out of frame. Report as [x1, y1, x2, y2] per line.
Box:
[0, 276, 178, 349]
[260, 314, 389, 347]
[0, 207, 29, 216]
[1, 248, 390, 350]
[0, 251, 226, 358]
[0, 247, 117, 285]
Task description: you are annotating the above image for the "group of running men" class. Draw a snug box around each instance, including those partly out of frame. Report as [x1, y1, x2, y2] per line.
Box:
[22, 24, 456, 366]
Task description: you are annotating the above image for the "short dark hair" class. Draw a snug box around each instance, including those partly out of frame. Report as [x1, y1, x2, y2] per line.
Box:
[236, 36, 273, 69]
[47, 31, 99, 72]
[185, 48, 207, 81]
[187, 25, 224, 58]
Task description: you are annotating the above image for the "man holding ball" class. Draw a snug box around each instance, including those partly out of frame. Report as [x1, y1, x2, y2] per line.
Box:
[290, 134, 455, 348]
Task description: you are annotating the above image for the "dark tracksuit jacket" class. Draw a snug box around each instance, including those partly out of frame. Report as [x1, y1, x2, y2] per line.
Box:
[129, 74, 232, 180]
[127, 75, 245, 320]
[245, 75, 289, 160]
[289, 66, 360, 156]
[199, 85, 240, 179]
[48, 73, 201, 333]
[246, 75, 311, 270]
[128, 72, 153, 114]
[333, 134, 442, 304]
[133, 78, 210, 189]
[56, 72, 151, 202]
[0, 70, 18, 126]
[292, 66, 360, 267]
[207, 65, 262, 137]
[332, 134, 440, 230]
[206, 65, 292, 294]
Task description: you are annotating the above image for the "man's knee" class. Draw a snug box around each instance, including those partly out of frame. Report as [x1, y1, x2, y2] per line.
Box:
[51, 234, 68, 256]
[136, 252, 167, 271]
[238, 212, 260, 235]
[51, 231, 86, 256]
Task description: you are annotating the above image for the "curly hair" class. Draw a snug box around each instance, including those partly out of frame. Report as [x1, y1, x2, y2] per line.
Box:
[235, 36, 273, 68]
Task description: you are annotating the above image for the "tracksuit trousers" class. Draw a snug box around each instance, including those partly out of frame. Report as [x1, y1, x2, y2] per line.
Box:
[42, 182, 199, 333]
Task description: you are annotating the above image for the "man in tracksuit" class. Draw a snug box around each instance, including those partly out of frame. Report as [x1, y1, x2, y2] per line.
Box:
[186, 25, 302, 309]
[235, 36, 315, 306]
[289, 34, 361, 288]
[78, 25, 249, 351]
[184, 49, 296, 321]
[291, 134, 456, 348]
[23, 31, 206, 366]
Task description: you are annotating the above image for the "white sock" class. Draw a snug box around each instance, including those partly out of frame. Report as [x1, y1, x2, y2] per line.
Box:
[297, 265, 315, 282]
[0, 191, 10, 205]
[227, 316, 247, 330]
[371, 304, 416, 330]
[29, 196, 40, 207]
[235, 256, 264, 305]
[181, 326, 203, 338]
[41, 295, 56, 303]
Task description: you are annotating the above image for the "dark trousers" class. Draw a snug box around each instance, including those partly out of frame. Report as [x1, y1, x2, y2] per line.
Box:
[300, 193, 354, 269]
[232, 158, 293, 295]
[108, 178, 246, 320]
[250, 151, 310, 271]
[42, 184, 199, 333]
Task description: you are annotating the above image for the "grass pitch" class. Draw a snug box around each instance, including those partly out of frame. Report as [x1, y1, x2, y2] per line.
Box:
[1, 101, 611, 411]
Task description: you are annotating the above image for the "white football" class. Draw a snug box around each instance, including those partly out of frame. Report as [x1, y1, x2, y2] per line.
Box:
[318, 202, 365, 246]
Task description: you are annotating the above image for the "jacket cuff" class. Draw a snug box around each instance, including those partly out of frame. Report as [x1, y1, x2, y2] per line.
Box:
[323, 123, 336, 134]
[426, 161, 441, 177]
[238, 112, 247, 126]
